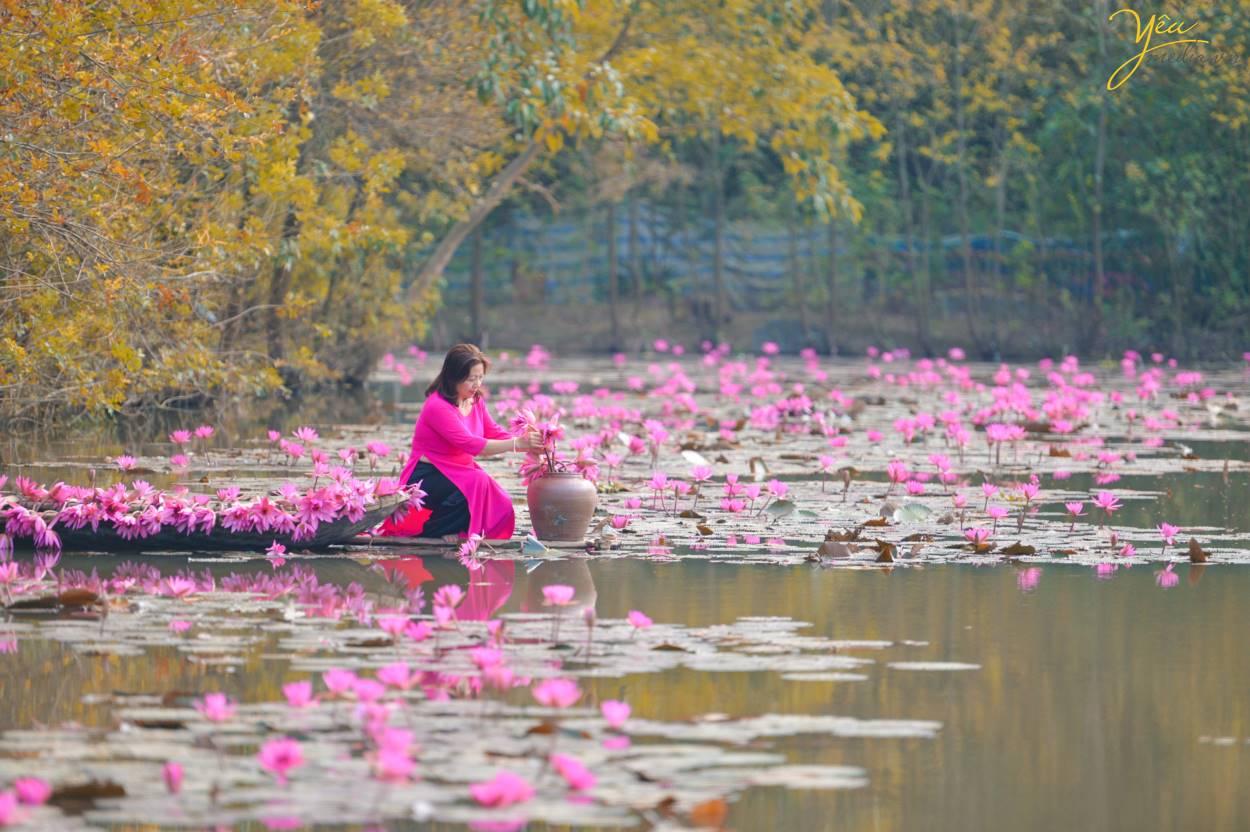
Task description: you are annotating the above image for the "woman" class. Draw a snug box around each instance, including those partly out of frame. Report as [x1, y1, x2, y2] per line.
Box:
[381, 344, 539, 540]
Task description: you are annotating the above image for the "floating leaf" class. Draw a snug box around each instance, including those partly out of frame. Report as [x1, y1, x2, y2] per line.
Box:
[521, 535, 551, 556]
[1000, 542, 1036, 557]
[764, 500, 795, 518]
[897, 502, 932, 523]
[817, 541, 853, 559]
[681, 450, 711, 468]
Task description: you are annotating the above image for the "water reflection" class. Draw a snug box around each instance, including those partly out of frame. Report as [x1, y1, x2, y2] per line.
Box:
[2, 558, 1246, 830]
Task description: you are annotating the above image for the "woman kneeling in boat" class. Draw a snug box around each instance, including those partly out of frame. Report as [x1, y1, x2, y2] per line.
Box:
[381, 343, 540, 541]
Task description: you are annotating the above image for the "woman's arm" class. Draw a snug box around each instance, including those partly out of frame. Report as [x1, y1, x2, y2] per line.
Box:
[477, 437, 519, 457]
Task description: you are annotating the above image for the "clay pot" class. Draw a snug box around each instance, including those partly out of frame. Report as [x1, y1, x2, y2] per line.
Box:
[526, 471, 598, 541]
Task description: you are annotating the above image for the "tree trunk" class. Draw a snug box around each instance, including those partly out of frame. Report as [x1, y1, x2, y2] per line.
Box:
[897, 119, 932, 354]
[1088, 0, 1110, 354]
[991, 148, 1009, 353]
[918, 162, 937, 351]
[952, 2, 984, 353]
[711, 133, 728, 330]
[787, 203, 810, 345]
[219, 167, 251, 351]
[607, 202, 621, 350]
[469, 227, 484, 343]
[266, 206, 300, 363]
[320, 174, 366, 320]
[825, 219, 838, 355]
[628, 191, 643, 309]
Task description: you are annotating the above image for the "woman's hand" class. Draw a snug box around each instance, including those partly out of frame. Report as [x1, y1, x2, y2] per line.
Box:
[515, 429, 545, 453]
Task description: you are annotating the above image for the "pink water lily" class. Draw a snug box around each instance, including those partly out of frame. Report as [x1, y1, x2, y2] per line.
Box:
[282, 680, 316, 709]
[601, 699, 631, 729]
[627, 610, 652, 630]
[195, 692, 236, 722]
[964, 527, 992, 548]
[376, 662, 415, 689]
[162, 761, 184, 794]
[550, 753, 597, 790]
[322, 668, 358, 695]
[0, 791, 16, 826]
[469, 771, 534, 808]
[258, 737, 304, 784]
[1158, 522, 1180, 551]
[12, 778, 50, 806]
[532, 677, 581, 708]
[1093, 491, 1122, 526]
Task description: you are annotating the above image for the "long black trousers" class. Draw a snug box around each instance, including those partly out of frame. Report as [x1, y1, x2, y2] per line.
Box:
[405, 460, 470, 537]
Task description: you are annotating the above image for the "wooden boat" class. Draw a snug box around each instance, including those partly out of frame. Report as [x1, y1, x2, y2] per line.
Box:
[10, 494, 412, 554]
[350, 534, 596, 552]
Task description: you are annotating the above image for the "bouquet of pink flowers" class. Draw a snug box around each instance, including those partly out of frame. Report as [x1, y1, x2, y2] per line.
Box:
[510, 408, 598, 486]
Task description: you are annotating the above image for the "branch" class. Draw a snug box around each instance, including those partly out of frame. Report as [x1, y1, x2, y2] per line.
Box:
[405, 11, 635, 301]
[516, 176, 561, 214]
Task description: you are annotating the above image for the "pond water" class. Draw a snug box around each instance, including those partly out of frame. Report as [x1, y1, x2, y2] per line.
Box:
[3, 352, 1250, 830]
[1, 557, 1246, 830]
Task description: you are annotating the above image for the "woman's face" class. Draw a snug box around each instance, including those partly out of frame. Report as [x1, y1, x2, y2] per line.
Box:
[455, 362, 486, 401]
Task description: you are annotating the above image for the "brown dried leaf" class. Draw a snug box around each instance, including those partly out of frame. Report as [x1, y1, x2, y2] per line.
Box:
[1000, 542, 1036, 557]
[57, 588, 100, 609]
[526, 720, 557, 736]
[695, 523, 714, 536]
[863, 517, 889, 527]
[1048, 446, 1071, 458]
[690, 797, 729, 828]
[1187, 538, 1209, 563]
[826, 527, 860, 542]
[874, 540, 895, 563]
[49, 780, 126, 812]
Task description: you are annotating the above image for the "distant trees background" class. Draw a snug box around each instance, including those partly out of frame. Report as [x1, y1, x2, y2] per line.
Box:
[2, 0, 1246, 422]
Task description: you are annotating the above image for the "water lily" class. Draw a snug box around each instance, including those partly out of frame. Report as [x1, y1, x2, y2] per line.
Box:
[195, 692, 236, 722]
[258, 737, 304, 785]
[469, 771, 534, 808]
[532, 677, 581, 708]
[601, 699, 630, 729]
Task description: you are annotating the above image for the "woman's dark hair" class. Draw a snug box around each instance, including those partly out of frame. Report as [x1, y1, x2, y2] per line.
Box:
[426, 343, 490, 402]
